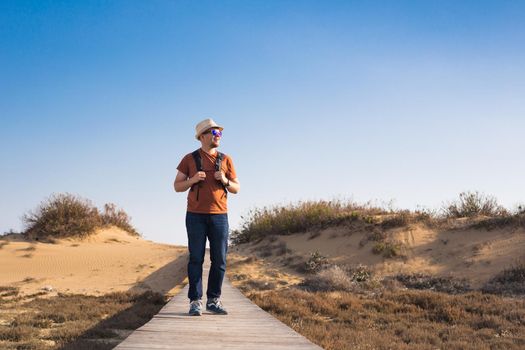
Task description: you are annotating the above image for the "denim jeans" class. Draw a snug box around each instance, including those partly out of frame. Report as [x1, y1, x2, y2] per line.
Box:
[185, 212, 229, 301]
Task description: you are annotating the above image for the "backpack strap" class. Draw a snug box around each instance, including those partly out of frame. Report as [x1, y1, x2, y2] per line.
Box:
[215, 152, 228, 198]
[191, 149, 203, 171]
[215, 152, 223, 171]
[190, 150, 203, 200]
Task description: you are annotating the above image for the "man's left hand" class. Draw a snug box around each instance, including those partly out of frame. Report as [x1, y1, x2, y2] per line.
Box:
[214, 171, 227, 184]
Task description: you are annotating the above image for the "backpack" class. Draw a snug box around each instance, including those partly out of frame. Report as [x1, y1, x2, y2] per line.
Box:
[190, 149, 227, 201]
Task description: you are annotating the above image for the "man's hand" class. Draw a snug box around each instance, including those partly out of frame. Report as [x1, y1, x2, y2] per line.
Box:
[191, 171, 206, 184]
[214, 171, 227, 185]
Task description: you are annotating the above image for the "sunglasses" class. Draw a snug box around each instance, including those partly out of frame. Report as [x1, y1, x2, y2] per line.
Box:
[202, 129, 222, 137]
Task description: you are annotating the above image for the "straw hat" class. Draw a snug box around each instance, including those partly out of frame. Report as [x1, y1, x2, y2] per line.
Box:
[195, 118, 224, 140]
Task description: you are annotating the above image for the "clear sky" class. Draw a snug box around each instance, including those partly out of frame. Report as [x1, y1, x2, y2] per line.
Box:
[2, 1, 524, 245]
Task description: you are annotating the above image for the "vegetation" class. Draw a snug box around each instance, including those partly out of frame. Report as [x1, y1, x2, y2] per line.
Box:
[303, 251, 328, 273]
[0, 286, 166, 350]
[248, 288, 525, 350]
[444, 191, 508, 218]
[227, 191, 525, 349]
[299, 264, 375, 293]
[100, 203, 140, 236]
[482, 261, 525, 296]
[22, 193, 140, 240]
[229, 200, 392, 244]
[230, 192, 525, 244]
[395, 274, 472, 294]
[227, 254, 525, 350]
[372, 241, 403, 258]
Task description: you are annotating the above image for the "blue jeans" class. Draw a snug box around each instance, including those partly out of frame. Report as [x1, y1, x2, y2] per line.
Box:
[185, 212, 229, 301]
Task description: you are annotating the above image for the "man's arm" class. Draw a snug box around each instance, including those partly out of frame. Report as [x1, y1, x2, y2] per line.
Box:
[225, 177, 240, 194]
[174, 170, 205, 192]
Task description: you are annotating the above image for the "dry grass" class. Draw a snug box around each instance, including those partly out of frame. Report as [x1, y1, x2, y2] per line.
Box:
[482, 262, 525, 296]
[246, 288, 525, 350]
[230, 199, 390, 244]
[227, 192, 525, 349]
[0, 286, 167, 350]
[230, 193, 525, 245]
[300, 265, 354, 292]
[228, 244, 525, 349]
[394, 273, 472, 294]
[443, 191, 509, 218]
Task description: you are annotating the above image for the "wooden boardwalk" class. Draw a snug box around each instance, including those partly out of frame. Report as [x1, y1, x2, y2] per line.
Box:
[115, 260, 323, 350]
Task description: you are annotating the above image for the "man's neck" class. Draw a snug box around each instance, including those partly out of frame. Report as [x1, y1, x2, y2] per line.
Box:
[200, 146, 218, 155]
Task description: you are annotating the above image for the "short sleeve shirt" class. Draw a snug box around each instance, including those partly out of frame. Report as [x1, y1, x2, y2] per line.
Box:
[177, 149, 237, 214]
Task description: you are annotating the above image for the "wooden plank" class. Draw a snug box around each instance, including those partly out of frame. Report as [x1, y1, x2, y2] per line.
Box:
[114, 256, 323, 350]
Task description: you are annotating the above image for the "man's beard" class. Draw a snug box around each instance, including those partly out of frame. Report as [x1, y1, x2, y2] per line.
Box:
[210, 140, 219, 148]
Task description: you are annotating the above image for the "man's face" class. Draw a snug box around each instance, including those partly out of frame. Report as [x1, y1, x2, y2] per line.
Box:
[200, 127, 222, 148]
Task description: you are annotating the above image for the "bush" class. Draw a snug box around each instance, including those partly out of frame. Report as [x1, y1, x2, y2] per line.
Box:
[101, 203, 140, 236]
[349, 264, 372, 282]
[304, 251, 328, 273]
[23, 193, 101, 239]
[300, 265, 353, 292]
[372, 241, 402, 258]
[443, 191, 508, 218]
[22, 193, 140, 239]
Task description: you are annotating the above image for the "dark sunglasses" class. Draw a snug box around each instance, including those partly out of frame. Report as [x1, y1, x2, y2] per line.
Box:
[202, 129, 222, 137]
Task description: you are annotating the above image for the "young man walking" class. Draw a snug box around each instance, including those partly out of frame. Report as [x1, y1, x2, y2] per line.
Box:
[174, 118, 240, 316]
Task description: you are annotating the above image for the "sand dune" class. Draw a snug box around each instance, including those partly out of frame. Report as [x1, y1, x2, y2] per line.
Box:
[235, 222, 525, 288]
[0, 227, 188, 296]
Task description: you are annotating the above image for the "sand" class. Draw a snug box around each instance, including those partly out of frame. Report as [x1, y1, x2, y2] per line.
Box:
[236, 222, 525, 288]
[0, 227, 188, 296]
[3, 220, 522, 298]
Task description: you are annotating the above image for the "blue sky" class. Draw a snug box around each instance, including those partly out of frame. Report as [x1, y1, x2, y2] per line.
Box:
[1, 1, 524, 245]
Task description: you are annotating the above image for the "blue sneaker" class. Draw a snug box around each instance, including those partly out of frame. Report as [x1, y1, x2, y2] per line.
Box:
[206, 297, 228, 315]
[189, 299, 202, 316]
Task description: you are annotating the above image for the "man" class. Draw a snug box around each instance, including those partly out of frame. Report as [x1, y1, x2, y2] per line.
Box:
[174, 118, 240, 316]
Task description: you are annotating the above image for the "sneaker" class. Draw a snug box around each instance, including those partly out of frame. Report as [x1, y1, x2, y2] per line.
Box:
[189, 299, 202, 316]
[206, 297, 228, 315]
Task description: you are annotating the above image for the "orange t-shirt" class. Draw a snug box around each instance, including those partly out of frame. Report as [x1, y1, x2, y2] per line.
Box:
[177, 149, 237, 214]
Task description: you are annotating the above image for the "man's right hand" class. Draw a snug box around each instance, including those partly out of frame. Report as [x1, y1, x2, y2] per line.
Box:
[191, 171, 206, 184]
